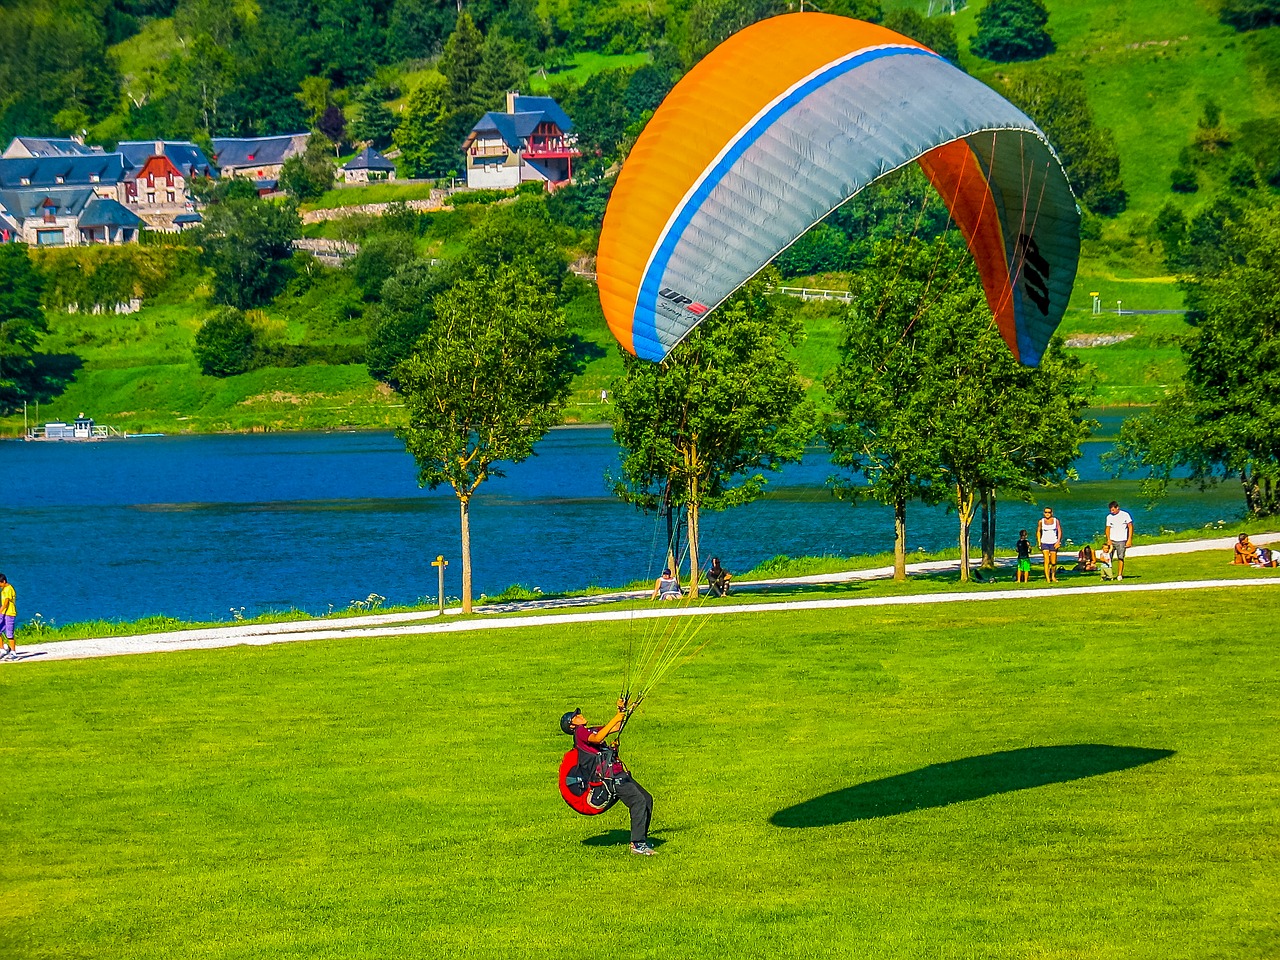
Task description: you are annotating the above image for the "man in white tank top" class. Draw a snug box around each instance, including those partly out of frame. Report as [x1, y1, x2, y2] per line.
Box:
[1036, 507, 1063, 583]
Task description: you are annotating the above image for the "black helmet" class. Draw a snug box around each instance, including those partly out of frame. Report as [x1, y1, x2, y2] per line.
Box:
[560, 708, 581, 735]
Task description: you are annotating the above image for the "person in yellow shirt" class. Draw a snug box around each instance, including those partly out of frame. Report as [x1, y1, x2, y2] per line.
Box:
[0, 574, 16, 660]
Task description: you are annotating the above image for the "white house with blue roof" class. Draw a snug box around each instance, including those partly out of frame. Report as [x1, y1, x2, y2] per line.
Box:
[462, 92, 580, 190]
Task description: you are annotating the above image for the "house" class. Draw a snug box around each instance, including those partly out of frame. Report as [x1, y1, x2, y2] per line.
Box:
[117, 140, 216, 230]
[211, 133, 309, 191]
[0, 153, 126, 199]
[342, 146, 396, 183]
[0, 187, 140, 246]
[462, 92, 580, 190]
[2, 136, 107, 159]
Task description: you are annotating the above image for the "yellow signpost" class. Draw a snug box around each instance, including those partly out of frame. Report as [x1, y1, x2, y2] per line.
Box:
[431, 555, 449, 615]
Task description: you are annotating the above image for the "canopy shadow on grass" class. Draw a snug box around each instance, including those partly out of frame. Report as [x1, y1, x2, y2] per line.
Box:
[770, 744, 1175, 828]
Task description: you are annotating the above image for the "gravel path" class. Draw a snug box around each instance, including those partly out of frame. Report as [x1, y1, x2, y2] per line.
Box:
[6, 533, 1278, 665]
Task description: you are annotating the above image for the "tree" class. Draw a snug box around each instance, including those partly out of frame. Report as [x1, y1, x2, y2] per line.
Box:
[882, 8, 959, 64]
[393, 75, 457, 178]
[295, 77, 332, 128]
[824, 239, 952, 581]
[394, 263, 577, 613]
[386, 0, 457, 61]
[317, 104, 347, 153]
[439, 12, 485, 113]
[474, 32, 526, 112]
[198, 196, 301, 309]
[193, 307, 258, 377]
[352, 88, 398, 148]
[0, 245, 48, 413]
[971, 0, 1054, 62]
[351, 233, 419, 301]
[610, 272, 816, 591]
[1002, 68, 1127, 216]
[278, 133, 336, 201]
[1109, 208, 1280, 517]
[1219, 0, 1280, 30]
[365, 259, 449, 385]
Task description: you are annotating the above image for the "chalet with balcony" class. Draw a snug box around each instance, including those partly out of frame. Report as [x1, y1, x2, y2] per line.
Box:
[211, 133, 309, 192]
[117, 140, 216, 230]
[462, 93, 579, 190]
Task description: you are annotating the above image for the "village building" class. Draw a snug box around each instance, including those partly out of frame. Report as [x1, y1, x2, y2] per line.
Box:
[342, 146, 396, 183]
[0, 153, 138, 245]
[2, 136, 106, 159]
[211, 133, 310, 191]
[116, 140, 216, 230]
[462, 93, 579, 190]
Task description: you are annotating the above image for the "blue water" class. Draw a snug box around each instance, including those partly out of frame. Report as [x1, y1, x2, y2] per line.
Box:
[0, 420, 1241, 626]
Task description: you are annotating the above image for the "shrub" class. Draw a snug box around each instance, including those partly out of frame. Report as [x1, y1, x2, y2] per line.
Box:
[194, 308, 258, 377]
[972, 0, 1054, 62]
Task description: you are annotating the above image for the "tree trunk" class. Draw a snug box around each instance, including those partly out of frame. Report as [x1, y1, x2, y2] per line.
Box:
[687, 477, 701, 596]
[663, 481, 679, 575]
[893, 497, 907, 582]
[459, 494, 472, 614]
[957, 483, 976, 583]
[980, 487, 997, 569]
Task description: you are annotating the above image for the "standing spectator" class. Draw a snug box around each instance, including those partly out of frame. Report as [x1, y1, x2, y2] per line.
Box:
[1105, 501, 1134, 581]
[1036, 507, 1064, 583]
[1015, 530, 1032, 584]
[0, 574, 15, 660]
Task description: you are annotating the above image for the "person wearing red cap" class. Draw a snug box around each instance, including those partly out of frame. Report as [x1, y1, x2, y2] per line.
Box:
[561, 700, 655, 855]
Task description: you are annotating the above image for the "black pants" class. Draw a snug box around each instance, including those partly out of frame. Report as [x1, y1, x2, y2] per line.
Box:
[615, 776, 653, 844]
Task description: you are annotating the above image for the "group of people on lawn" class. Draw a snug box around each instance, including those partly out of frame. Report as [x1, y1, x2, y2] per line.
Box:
[1016, 501, 1134, 583]
[1233, 534, 1278, 568]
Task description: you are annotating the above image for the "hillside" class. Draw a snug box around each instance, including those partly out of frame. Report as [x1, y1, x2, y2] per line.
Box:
[5, 0, 1279, 434]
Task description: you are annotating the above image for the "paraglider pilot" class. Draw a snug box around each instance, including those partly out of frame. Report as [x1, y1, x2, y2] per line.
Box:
[561, 701, 655, 855]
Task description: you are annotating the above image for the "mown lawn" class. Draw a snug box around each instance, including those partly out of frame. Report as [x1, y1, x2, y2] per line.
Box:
[2, 577, 1276, 958]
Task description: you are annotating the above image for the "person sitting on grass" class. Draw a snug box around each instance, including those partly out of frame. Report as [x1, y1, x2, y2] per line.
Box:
[1233, 534, 1259, 565]
[651, 568, 681, 601]
[707, 557, 732, 597]
[1075, 544, 1098, 572]
[1015, 531, 1032, 584]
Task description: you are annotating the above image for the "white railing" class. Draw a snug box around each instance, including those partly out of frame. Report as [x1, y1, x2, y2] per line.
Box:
[777, 286, 853, 302]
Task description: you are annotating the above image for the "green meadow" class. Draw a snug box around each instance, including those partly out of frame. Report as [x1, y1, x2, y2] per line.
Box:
[2, 561, 1277, 958]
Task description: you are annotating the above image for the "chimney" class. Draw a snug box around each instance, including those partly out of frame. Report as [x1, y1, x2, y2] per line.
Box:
[71, 133, 84, 145]
[506, 90, 519, 113]
[155, 140, 165, 156]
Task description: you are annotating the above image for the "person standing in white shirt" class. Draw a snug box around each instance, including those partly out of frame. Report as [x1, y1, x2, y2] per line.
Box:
[1036, 507, 1064, 583]
[1105, 501, 1134, 581]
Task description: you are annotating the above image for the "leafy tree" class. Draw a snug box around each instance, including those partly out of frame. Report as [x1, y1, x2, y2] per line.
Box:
[385, 0, 457, 60]
[776, 223, 849, 278]
[456, 196, 571, 297]
[829, 166, 954, 269]
[677, 0, 784, 69]
[318, 104, 347, 152]
[295, 76, 333, 128]
[1109, 207, 1280, 517]
[198, 196, 301, 309]
[1219, 0, 1280, 30]
[364, 259, 449, 385]
[0, 245, 49, 413]
[1170, 164, 1199, 193]
[278, 134, 336, 201]
[162, 31, 236, 134]
[1002, 68, 1127, 216]
[558, 68, 632, 159]
[882, 8, 959, 64]
[971, 0, 1054, 62]
[394, 263, 577, 612]
[351, 232, 418, 301]
[610, 272, 816, 590]
[193, 307, 258, 377]
[394, 75, 458, 178]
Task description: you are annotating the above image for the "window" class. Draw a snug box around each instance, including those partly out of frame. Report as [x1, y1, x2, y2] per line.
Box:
[90, 174, 99, 183]
[55, 176, 65, 184]
[147, 192, 155, 203]
[167, 191, 175, 202]
[36, 229, 65, 246]
[19, 177, 29, 185]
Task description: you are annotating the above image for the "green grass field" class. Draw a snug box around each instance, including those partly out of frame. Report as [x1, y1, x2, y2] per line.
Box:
[2, 560, 1277, 958]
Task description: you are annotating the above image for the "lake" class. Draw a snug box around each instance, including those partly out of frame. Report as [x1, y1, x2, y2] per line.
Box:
[0, 420, 1240, 626]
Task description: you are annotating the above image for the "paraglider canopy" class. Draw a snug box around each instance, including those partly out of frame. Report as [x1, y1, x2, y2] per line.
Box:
[597, 13, 1080, 367]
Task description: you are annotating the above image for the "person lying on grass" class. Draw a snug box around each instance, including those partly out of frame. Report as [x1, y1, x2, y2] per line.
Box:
[563, 702, 656, 855]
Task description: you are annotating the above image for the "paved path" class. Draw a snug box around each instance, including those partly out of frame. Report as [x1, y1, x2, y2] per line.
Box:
[6, 533, 1278, 665]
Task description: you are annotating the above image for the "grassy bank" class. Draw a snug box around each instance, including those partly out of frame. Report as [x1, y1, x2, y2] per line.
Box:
[1, 572, 1276, 957]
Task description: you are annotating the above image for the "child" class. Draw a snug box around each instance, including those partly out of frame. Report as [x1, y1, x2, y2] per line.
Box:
[1096, 544, 1114, 580]
[1015, 530, 1032, 584]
